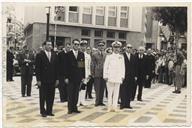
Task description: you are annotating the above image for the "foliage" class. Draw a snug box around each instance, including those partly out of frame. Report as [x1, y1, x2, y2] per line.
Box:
[152, 7, 187, 34]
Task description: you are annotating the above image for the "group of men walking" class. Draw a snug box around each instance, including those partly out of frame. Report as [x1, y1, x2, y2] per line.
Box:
[33, 39, 156, 117]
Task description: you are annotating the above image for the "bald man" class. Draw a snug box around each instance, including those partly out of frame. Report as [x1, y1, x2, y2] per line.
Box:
[133, 46, 149, 101]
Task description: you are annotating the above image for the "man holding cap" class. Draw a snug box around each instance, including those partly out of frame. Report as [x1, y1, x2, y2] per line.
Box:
[77, 40, 91, 106]
[91, 41, 106, 106]
[104, 41, 125, 112]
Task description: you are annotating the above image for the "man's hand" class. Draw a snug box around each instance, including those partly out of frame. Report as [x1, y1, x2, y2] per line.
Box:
[146, 75, 149, 80]
[55, 80, 59, 87]
[104, 78, 108, 82]
[64, 78, 69, 84]
[37, 81, 41, 87]
[134, 77, 138, 81]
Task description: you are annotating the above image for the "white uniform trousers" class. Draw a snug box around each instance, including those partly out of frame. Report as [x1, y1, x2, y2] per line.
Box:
[107, 81, 121, 110]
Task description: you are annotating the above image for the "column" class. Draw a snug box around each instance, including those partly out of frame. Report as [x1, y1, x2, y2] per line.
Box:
[128, 6, 132, 29]
[116, 6, 120, 28]
[65, 6, 69, 23]
[104, 6, 108, 27]
[92, 6, 96, 26]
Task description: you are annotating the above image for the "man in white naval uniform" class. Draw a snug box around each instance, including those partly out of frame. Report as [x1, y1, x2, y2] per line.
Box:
[103, 41, 125, 112]
[78, 40, 91, 106]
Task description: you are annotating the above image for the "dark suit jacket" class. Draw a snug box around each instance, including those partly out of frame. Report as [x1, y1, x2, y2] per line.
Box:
[7, 50, 14, 66]
[35, 51, 59, 84]
[123, 53, 137, 80]
[135, 53, 149, 78]
[91, 51, 106, 77]
[65, 50, 85, 83]
[18, 52, 35, 76]
[58, 51, 68, 78]
[146, 54, 156, 75]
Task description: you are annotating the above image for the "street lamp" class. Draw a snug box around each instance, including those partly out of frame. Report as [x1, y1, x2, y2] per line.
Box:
[45, 7, 51, 41]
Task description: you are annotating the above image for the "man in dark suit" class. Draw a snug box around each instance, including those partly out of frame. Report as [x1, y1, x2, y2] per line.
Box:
[120, 44, 137, 109]
[133, 46, 149, 101]
[35, 40, 59, 117]
[7, 47, 14, 81]
[58, 45, 68, 102]
[145, 49, 156, 88]
[18, 45, 35, 97]
[65, 39, 85, 114]
[91, 41, 106, 106]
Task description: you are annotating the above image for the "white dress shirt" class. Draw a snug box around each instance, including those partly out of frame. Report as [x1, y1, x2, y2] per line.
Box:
[44, 50, 51, 61]
[72, 50, 78, 59]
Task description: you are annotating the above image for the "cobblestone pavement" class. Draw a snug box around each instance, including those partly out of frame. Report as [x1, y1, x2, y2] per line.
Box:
[2, 76, 190, 127]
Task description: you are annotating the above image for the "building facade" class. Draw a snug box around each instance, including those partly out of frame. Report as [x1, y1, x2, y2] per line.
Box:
[24, 6, 155, 50]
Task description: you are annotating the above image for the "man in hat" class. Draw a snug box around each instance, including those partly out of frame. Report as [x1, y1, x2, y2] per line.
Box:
[64, 39, 85, 114]
[91, 41, 106, 106]
[104, 41, 125, 112]
[18, 45, 35, 97]
[120, 44, 137, 109]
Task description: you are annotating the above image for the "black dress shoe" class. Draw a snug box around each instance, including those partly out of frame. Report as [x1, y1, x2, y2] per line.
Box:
[80, 103, 84, 106]
[47, 113, 55, 116]
[22, 95, 25, 97]
[41, 114, 47, 117]
[68, 111, 73, 114]
[137, 99, 142, 102]
[99, 103, 105, 106]
[120, 106, 124, 109]
[176, 91, 181, 94]
[89, 95, 93, 99]
[73, 110, 81, 113]
[127, 106, 133, 109]
[172, 90, 177, 93]
[95, 104, 99, 106]
[27, 95, 31, 97]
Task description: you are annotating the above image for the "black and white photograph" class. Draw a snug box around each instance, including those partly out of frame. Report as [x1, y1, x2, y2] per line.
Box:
[1, 1, 191, 127]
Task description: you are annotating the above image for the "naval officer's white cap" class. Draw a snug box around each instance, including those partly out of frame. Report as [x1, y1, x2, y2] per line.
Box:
[111, 41, 122, 47]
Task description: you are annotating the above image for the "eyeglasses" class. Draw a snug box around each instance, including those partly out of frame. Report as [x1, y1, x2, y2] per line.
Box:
[74, 43, 80, 46]
[127, 47, 132, 49]
[98, 45, 104, 47]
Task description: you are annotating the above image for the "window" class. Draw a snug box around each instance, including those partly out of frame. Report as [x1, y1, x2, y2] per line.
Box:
[119, 32, 126, 39]
[120, 6, 129, 18]
[69, 6, 79, 23]
[108, 6, 116, 17]
[96, 6, 105, 16]
[81, 29, 90, 36]
[69, 6, 78, 12]
[54, 6, 65, 21]
[107, 31, 115, 38]
[94, 30, 103, 37]
[83, 7, 92, 14]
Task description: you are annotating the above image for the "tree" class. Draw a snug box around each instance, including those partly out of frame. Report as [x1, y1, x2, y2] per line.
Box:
[152, 7, 187, 48]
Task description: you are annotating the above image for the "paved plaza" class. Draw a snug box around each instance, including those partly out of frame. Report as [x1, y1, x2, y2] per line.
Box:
[3, 76, 190, 127]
